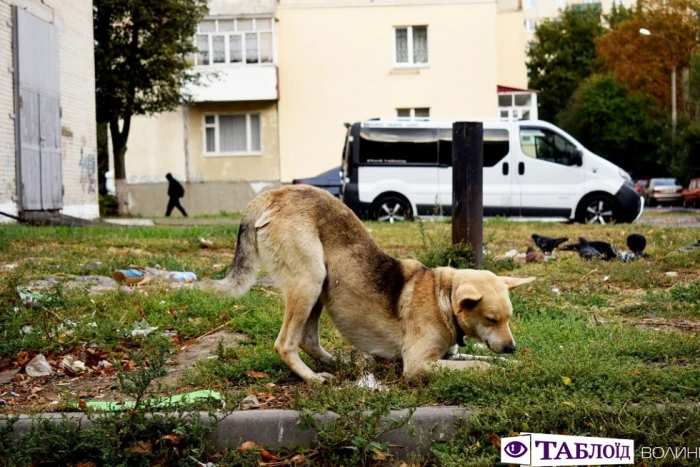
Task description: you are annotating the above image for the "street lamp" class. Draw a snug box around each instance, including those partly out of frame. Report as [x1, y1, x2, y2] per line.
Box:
[639, 27, 676, 140]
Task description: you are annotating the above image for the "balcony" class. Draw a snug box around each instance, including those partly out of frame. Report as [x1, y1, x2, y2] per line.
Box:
[186, 65, 278, 102]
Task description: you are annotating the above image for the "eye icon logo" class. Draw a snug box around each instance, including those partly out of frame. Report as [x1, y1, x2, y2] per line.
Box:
[504, 440, 528, 458]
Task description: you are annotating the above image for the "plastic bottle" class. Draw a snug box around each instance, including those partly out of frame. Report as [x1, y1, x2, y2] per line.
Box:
[165, 271, 197, 283]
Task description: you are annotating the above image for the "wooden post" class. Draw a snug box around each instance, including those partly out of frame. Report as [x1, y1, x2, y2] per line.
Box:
[452, 121, 483, 267]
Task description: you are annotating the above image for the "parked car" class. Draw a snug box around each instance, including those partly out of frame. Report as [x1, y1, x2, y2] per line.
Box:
[634, 179, 649, 195]
[643, 178, 683, 206]
[292, 167, 342, 197]
[341, 118, 644, 224]
[682, 178, 700, 208]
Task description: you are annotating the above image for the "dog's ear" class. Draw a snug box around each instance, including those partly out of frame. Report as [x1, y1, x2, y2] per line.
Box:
[456, 284, 483, 310]
[500, 276, 536, 291]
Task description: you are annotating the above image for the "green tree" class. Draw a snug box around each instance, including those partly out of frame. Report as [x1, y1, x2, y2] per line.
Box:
[94, 0, 208, 215]
[557, 74, 664, 178]
[527, 6, 605, 122]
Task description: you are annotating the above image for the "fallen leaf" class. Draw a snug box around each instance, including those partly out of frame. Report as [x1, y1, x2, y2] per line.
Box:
[290, 454, 306, 465]
[561, 376, 572, 385]
[79, 399, 87, 410]
[0, 368, 20, 385]
[521, 348, 532, 356]
[129, 441, 152, 454]
[159, 433, 182, 444]
[136, 305, 147, 320]
[247, 370, 269, 379]
[562, 401, 576, 409]
[488, 433, 501, 450]
[236, 441, 280, 463]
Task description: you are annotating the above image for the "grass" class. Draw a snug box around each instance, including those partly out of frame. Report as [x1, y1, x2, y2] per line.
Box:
[0, 215, 698, 465]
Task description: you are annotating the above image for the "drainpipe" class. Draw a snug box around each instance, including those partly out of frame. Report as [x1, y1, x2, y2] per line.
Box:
[183, 105, 191, 182]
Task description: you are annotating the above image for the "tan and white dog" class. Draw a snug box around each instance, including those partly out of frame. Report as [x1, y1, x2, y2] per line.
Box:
[200, 185, 534, 383]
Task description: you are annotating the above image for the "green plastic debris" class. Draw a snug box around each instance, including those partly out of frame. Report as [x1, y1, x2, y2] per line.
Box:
[78, 390, 222, 411]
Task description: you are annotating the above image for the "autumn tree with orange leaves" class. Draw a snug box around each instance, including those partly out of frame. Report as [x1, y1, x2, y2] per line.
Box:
[596, 0, 700, 117]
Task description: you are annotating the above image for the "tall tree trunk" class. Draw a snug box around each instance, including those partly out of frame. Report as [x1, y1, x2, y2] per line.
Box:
[110, 116, 132, 216]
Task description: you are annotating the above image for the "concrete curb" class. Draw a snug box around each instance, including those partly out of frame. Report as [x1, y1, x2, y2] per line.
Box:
[3, 407, 471, 459]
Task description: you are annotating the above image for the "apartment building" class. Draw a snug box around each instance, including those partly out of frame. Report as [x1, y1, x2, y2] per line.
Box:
[0, 0, 98, 223]
[124, 0, 530, 216]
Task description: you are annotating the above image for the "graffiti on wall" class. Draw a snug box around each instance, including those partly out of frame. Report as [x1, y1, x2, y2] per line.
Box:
[79, 147, 96, 194]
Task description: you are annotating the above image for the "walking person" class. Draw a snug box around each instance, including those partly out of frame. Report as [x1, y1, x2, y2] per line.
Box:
[165, 173, 188, 217]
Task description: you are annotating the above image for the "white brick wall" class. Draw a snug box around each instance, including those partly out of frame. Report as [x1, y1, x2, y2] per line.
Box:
[52, 0, 98, 217]
[0, 0, 97, 221]
[0, 3, 17, 218]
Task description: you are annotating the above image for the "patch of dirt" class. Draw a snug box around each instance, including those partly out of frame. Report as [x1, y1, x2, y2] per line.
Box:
[157, 331, 246, 386]
[0, 332, 246, 412]
[636, 318, 700, 333]
[28, 275, 118, 295]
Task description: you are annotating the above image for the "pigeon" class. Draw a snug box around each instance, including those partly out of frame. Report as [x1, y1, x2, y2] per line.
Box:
[562, 239, 618, 261]
[525, 246, 545, 263]
[618, 251, 637, 262]
[578, 237, 601, 260]
[531, 234, 569, 254]
[626, 233, 647, 255]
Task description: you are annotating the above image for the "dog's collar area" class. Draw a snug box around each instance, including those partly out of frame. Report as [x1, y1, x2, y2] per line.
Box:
[453, 315, 467, 347]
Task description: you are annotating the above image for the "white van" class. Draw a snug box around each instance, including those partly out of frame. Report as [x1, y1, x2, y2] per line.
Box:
[341, 118, 644, 224]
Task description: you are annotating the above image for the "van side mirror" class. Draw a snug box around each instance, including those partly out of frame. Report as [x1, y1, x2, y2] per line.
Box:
[573, 149, 583, 166]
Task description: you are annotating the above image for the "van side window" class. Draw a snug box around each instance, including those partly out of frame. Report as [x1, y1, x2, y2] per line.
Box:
[520, 127, 578, 166]
[437, 129, 509, 167]
[359, 128, 437, 165]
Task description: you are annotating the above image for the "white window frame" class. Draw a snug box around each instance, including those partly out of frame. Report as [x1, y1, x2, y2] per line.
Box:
[393, 25, 429, 68]
[524, 19, 537, 33]
[524, 0, 538, 9]
[202, 113, 263, 157]
[194, 17, 275, 67]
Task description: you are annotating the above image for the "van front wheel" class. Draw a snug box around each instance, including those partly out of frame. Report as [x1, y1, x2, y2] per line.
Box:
[576, 194, 619, 224]
[373, 195, 413, 223]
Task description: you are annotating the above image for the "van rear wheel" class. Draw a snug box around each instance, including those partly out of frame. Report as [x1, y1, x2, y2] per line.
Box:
[576, 194, 619, 224]
[373, 195, 413, 223]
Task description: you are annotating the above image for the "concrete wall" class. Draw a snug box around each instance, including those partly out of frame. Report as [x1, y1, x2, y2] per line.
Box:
[496, 10, 528, 89]
[124, 100, 280, 215]
[125, 109, 188, 184]
[127, 180, 281, 216]
[276, 0, 500, 182]
[0, 0, 98, 222]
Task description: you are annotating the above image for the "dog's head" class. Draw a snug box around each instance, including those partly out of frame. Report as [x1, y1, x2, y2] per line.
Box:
[450, 270, 535, 354]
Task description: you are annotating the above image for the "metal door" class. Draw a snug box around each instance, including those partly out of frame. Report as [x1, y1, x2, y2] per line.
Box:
[14, 7, 62, 211]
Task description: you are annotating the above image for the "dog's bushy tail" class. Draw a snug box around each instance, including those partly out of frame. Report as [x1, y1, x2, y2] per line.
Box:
[198, 219, 260, 297]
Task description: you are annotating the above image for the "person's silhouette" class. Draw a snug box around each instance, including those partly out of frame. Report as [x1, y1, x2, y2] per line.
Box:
[165, 173, 188, 217]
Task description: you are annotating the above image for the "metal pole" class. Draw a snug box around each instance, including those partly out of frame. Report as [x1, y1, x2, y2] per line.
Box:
[671, 64, 677, 142]
[452, 121, 483, 267]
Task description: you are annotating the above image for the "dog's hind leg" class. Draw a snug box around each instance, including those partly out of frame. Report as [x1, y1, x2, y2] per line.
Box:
[275, 279, 334, 384]
[299, 300, 334, 364]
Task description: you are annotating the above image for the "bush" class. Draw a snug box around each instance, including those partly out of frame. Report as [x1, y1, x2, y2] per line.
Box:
[99, 194, 119, 217]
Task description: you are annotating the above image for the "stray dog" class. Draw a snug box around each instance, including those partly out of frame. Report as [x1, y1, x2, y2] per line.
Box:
[200, 186, 534, 383]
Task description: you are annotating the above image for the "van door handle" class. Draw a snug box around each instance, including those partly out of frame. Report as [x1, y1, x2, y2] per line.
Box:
[518, 162, 525, 175]
[502, 162, 509, 175]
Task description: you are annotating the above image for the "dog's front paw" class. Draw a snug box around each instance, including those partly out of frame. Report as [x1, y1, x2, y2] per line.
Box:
[307, 372, 335, 385]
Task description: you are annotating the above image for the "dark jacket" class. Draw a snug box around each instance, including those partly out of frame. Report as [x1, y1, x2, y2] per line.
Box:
[168, 178, 185, 198]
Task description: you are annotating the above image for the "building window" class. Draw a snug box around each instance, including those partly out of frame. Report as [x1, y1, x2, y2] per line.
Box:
[195, 17, 273, 66]
[524, 19, 537, 33]
[553, 0, 567, 9]
[524, 0, 538, 9]
[203, 113, 262, 155]
[397, 108, 430, 119]
[394, 26, 428, 66]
